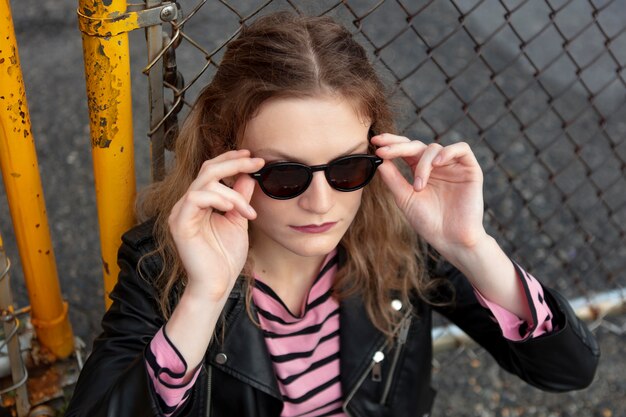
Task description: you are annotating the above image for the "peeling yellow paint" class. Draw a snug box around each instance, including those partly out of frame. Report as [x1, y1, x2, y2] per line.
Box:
[79, 0, 137, 310]
[83, 37, 123, 149]
[77, 6, 142, 38]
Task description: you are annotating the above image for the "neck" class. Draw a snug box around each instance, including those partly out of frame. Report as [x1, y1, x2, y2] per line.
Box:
[249, 240, 331, 316]
[251, 246, 326, 287]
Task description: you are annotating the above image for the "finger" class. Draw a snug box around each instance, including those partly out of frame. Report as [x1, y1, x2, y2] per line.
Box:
[232, 173, 257, 204]
[374, 140, 428, 162]
[178, 190, 234, 222]
[225, 175, 258, 226]
[370, 133, 412, 145]
[168, 198, 183, 228]
[208, 181, 257, 219]
[168, 191, 236, 242]
[413, 143, 443, 190]
[190, 157, 265, 191]
[432, 142, 477, 167]
[376, 159, 415, 207]
[203, 149, 251, 165]
[207, 149, 252, 187]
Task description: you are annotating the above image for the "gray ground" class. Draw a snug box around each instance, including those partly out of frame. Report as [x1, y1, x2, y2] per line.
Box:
[1, 0, 625, 415]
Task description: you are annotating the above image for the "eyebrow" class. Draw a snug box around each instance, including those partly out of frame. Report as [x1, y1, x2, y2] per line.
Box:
[253, 141, 368, 163]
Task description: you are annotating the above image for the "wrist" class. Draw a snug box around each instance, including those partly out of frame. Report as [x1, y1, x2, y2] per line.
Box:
[437, 230, 492, 269]
[166, 279, 231, 371]
[183, 277, 234, 305]
[441, 234, 516, 290]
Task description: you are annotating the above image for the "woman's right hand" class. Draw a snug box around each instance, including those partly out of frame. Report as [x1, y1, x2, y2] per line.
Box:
[167, 149, 265, 301]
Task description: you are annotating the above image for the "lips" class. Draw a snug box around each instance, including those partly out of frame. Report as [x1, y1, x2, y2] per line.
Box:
[290, 222, 337, 233]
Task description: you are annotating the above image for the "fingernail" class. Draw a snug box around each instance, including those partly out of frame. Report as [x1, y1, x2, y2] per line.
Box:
[248, 206, 256, 216]
[433, 155, 442, 165]
[414, 178, 423, 190]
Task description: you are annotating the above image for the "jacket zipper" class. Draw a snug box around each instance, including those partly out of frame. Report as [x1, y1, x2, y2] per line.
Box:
[342, 308, 414, 415]
[205, 365, 213, 417]
[380, 315, 412, 404]
[342, 345, 387, 417]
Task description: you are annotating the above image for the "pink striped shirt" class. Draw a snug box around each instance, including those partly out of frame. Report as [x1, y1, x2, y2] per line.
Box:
[253, 249, 344, 417]
[144, 253, 554, 416]
[144, 327, 202, 416]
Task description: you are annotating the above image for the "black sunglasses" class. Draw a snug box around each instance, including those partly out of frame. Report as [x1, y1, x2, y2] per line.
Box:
[249, 154, 383, 200]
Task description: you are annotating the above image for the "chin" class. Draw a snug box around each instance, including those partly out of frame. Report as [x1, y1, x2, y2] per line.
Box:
[282, 234, 342, 258]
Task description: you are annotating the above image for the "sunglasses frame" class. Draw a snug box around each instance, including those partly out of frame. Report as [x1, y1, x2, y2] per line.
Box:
[249, 153, 383, 200]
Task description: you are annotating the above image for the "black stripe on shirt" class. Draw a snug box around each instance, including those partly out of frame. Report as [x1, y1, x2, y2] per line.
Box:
[256, 287, 333, 325]
[283, 375, 341, 404]
[145, 344, 187, 382]
[254, 279, 299, 317]
[270, 329, 340, 363]
[283, 397, 342, 417]
[278, 352, 340, 385]
[312, 255, 338, 286]
[263, 309, 339, 339]
[306, 288, 333, 311]
[150, 378, 194, 415]
[256, 306, 299, 325]
[316, 407, 345, 417]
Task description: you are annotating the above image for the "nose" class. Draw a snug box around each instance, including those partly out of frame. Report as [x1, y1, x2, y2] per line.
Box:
[298, 171, 334, 214]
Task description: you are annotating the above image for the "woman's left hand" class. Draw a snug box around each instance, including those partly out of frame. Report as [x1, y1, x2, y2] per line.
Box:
[372, 133, 488, 255]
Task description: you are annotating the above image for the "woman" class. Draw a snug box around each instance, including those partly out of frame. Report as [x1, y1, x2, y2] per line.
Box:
[66, 11, 599, 417]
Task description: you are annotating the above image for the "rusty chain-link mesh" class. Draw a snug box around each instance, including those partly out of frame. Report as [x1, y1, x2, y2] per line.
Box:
[142, 0, 626, 336]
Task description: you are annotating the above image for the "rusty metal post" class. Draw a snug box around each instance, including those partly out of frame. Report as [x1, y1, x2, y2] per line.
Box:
[0, 0, 74, 359]
[145, 0, 166, 181]
[77, 0, 137, 309]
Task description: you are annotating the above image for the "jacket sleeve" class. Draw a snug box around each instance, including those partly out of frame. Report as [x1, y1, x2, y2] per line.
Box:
[431, 257, 600, 392]
[65, 227, 196, 417]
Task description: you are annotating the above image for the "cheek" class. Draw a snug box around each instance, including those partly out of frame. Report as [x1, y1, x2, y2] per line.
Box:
[249, 190, 291, 225]
[341, 190, 364, 218]
[249, 186, 263, 210]
[249, 184, 276, 213]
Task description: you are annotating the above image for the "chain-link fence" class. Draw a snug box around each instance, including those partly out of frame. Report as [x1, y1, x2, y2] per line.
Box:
[138, 0, 625, 413]
[144, 0, 625, 313]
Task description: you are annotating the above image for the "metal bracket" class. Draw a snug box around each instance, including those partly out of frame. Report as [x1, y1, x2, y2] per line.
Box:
[77, 2, 178, 37]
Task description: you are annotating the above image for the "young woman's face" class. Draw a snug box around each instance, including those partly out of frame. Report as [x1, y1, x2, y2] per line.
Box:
[240, 95, 371, 259]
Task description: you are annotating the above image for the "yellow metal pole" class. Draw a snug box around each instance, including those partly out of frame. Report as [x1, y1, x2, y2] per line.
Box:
[78, 0, 136, 309]
[0, 0, 74, 358]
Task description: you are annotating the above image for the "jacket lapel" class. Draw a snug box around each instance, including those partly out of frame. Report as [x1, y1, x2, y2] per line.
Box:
[340, 293, 387, 392]
[338, 241, 388, 395]
[207, 281, 282, 400]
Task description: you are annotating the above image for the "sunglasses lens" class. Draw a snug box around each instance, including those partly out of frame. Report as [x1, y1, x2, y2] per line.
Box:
[327, 157, 375, 190]
[259, 164, 310, 198]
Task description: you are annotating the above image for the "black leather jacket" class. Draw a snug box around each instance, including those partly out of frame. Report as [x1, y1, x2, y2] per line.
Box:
[66, 221, 599, 417]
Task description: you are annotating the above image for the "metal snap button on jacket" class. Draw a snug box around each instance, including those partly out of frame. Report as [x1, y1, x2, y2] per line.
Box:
[215, 353, 228, 365]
